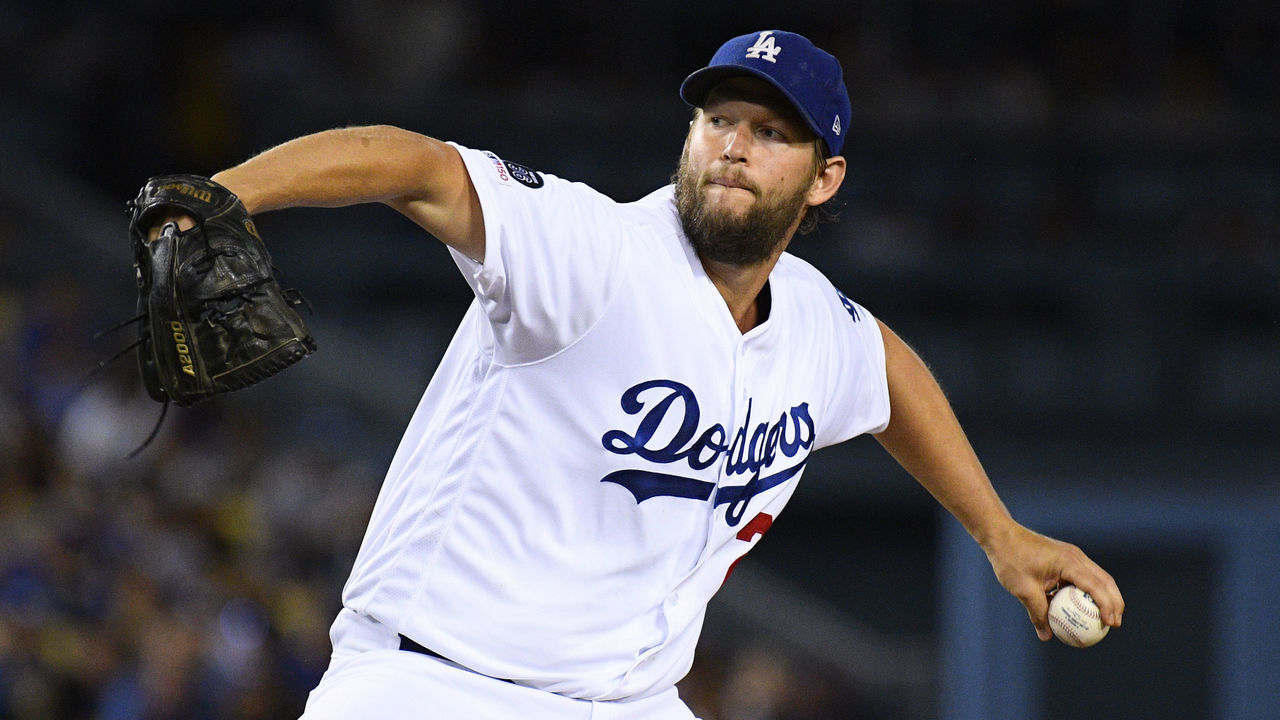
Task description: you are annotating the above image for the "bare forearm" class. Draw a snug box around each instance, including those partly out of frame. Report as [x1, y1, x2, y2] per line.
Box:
[206, 124, 483, 257]
[210, 125, 451, 214]
[872, 319, 1125, 634]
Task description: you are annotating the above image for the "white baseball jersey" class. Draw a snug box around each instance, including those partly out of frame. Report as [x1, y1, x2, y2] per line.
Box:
[338, 144, 890, 702]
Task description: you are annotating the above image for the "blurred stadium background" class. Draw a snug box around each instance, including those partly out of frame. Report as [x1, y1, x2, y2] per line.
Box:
[0, 1, 1276, 718]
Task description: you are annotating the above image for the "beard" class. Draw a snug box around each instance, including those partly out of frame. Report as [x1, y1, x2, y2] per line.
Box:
[673, 149, 810, 267]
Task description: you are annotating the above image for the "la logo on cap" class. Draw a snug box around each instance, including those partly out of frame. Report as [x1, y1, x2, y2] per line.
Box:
[744, 31, 782, 63]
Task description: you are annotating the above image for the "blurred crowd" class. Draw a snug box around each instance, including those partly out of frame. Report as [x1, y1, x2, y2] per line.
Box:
[0, 1, 1276, 718]
[0, 270, 378, 719]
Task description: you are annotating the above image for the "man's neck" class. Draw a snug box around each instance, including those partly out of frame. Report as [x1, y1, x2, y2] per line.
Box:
[701, 251, 781, 334]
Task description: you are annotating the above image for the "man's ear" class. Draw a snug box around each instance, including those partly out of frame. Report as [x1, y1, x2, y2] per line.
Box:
[807, 156, 846, 206]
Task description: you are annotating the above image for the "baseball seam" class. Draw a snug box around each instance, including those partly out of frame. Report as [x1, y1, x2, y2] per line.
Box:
[1068, 590, 1101, 620]
[1048, 615, 1084, 645]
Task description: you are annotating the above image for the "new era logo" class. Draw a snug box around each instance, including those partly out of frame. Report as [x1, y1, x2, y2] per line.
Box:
[745, 31, 782, 63]
[832, 115, 842, 136]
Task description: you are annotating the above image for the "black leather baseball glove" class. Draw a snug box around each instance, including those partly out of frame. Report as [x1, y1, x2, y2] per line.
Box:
[127, 174, 315, 408]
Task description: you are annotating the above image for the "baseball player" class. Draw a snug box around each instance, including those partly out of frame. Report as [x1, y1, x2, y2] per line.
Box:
[147, 30, 1123, 719]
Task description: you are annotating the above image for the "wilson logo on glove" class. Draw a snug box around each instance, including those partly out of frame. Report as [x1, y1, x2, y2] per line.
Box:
[153, 181, 213, 204]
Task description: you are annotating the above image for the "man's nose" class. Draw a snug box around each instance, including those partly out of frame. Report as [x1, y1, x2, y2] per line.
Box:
[721, 125, 752, 163]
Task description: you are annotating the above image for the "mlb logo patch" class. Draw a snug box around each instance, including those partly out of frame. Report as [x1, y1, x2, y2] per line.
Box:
[483, 151, 511, 184]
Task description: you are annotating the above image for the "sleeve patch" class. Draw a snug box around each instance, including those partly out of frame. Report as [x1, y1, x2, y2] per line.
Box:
[482, 151, 511, 184]
[481, 151, 544, 188]
[503, 160, 544, 188]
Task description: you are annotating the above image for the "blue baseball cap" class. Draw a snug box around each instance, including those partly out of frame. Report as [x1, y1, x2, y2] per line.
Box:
[680, 30, 852, 156]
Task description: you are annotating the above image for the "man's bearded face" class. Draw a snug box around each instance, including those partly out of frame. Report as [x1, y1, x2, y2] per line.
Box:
[673, 146, 811, 267]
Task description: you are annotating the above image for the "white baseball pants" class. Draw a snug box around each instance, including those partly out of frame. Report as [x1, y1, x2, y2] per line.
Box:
[298, 608, 699, 720]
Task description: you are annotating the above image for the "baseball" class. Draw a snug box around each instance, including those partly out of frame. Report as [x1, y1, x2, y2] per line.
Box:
[1047, 585, 1109, 648]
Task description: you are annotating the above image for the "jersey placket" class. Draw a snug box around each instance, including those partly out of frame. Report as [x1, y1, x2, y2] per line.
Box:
[705, 335, 754, 551]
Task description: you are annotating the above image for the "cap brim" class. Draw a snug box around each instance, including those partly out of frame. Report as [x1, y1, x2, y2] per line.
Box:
[679, 65, 827, 154]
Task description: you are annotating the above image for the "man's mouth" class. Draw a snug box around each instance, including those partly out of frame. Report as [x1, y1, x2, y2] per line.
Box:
[708, 175, 755, 193]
